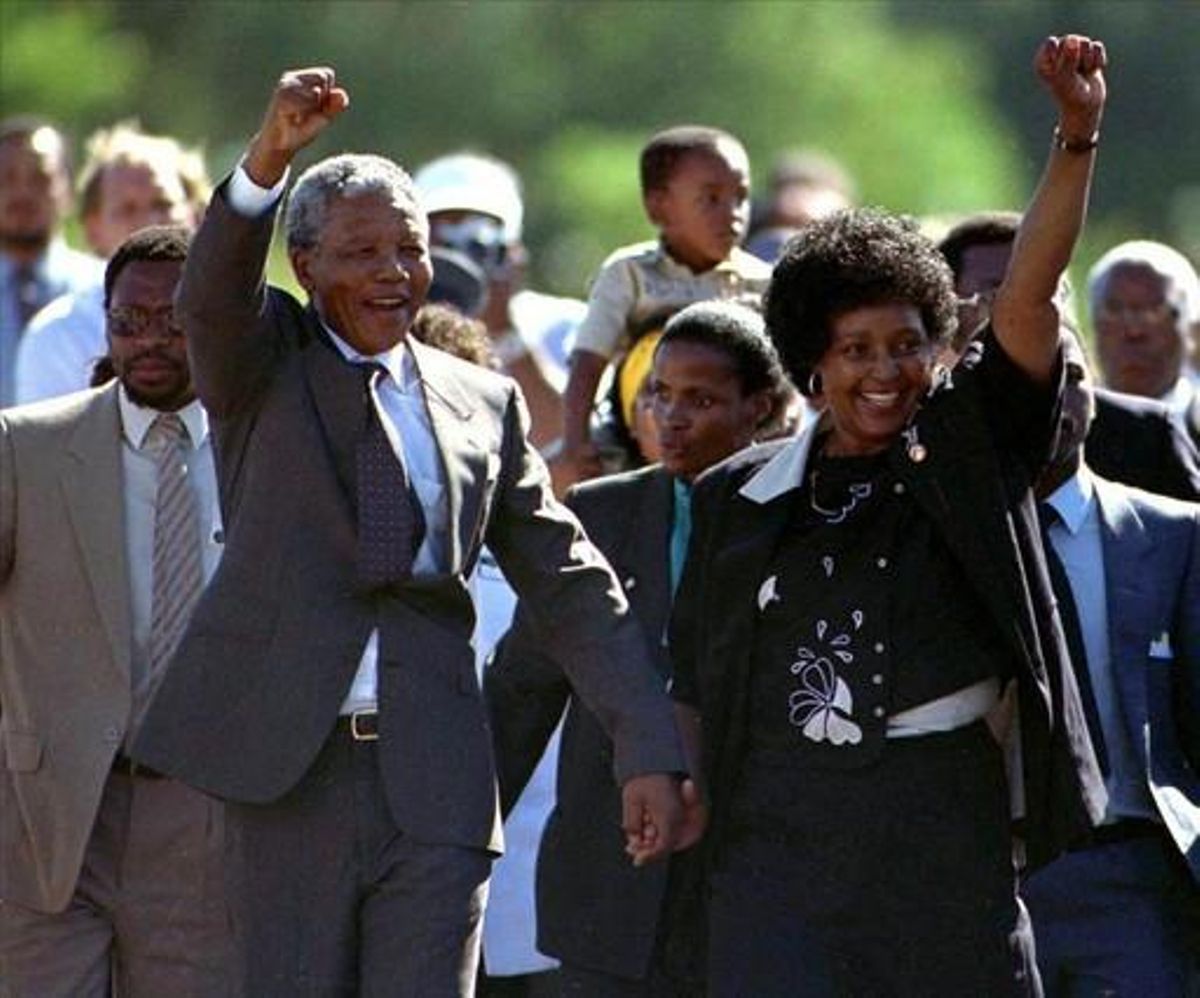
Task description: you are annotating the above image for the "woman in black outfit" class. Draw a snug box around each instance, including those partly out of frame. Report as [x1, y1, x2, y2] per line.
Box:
[669, 35, 1109, 997]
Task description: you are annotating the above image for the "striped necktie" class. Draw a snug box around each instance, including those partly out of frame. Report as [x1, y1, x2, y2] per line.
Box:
[148, 413, 204, 678]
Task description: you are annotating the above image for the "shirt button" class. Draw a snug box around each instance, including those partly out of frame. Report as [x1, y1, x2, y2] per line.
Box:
[871, 673, 884, 685]
[874, 642, 885, 654]
[872, 706, 886, 718]
[893, 482, 906, 495]
[876, 557, 889, 569]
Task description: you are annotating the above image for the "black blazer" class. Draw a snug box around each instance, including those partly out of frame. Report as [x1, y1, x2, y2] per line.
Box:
[487, 465, 679, 979]
[1085, 387, 1200, 501]
[671, 337, 1107, 873]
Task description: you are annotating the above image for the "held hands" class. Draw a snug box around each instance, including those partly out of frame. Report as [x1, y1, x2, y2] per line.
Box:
[1034, 35, 1107, 143]
[245, 67, 350, 188]
[621, 774, 708, 867]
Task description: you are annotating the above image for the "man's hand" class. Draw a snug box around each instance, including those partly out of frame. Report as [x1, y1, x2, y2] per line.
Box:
[1035, 35, 1107, 142]
[245, 67, 350, 188]
[621, 773, 684, 867]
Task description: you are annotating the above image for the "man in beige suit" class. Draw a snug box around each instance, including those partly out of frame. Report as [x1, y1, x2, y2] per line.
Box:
[0, 225, 233, 997]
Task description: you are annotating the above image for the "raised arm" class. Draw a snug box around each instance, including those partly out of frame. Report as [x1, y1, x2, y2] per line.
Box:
[991, 34, 1107, 382]
[178, 68, 350, 417]
[244, 67, 349, 188]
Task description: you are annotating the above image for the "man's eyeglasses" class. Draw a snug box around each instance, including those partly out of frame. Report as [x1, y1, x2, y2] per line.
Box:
[1093, 301, 1177, 326]
[107, 305, 185, 340]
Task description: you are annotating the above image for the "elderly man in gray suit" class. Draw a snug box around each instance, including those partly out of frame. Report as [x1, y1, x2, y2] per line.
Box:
[0, 225, 232, 996]
[132, 68, 692, 997]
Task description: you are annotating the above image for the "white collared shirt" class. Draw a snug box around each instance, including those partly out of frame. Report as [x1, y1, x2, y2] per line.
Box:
[118, 388, 221, 721]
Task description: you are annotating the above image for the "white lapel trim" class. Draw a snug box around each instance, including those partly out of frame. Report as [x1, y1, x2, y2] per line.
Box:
[738, 418, 821, 504]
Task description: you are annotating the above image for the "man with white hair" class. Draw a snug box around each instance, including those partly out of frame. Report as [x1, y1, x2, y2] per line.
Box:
[1088, 240, 1199, 431]
[414, 152, 584, 452]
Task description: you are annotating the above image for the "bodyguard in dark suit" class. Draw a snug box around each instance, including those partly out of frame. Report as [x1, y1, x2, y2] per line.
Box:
[1023, 330, 1200, 994]
[132, 68, 688, 997]
[488, 302, 786, 996]
[938, 211, 1200, 501]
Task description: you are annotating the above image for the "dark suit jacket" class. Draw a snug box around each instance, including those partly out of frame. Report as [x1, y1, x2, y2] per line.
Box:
[1085, 388, 1200, 501]
[671, 336, 1107, 873]
[133, 184, 683, 854]
[1092, 474, 1200, 879]
[488, 465, 677, 978]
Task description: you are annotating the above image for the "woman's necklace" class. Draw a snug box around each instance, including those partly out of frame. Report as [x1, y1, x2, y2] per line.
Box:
[808, 469, 873, 524]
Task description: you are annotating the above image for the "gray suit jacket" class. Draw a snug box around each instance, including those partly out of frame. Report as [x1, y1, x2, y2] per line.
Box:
[1093, 474, 1200, 879]
[0, 384, 134, 912]
[488, 465, 678, 978]
[133, 185, 682, 853]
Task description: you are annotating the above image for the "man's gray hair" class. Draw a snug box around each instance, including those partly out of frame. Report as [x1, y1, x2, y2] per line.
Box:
[285, 153, 422, 251]
[1087, 239, 1200, 325]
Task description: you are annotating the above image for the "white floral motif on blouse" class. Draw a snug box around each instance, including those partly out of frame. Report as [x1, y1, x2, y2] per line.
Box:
[788, 612, 864, 746]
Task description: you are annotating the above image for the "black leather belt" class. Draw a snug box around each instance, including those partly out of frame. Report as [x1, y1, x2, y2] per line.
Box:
[1079, 818, 1166, 850]
[336, 710, 379, 742]
[111, 754, 164, 779]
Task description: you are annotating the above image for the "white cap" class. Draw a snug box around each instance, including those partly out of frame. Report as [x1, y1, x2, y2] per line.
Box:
[413, 153, 524, 243]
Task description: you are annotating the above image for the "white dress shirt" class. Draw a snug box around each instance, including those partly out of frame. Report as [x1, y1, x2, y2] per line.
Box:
[470, 550, 561, 976]
[14, 283, 106, 403]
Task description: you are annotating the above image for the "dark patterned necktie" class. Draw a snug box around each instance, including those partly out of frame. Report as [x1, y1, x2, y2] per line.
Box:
[1038, 503, 1109, 774]
[357, 363, 426, 589]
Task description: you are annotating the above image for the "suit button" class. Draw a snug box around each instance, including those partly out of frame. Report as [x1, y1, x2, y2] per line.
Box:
[104, 726, 120, 744]
[872, 706, 886, 718]
[623, 575, 637, 591]
[892, 482, 906, 495]
[875, 557, 889, 569]
[871, 673, 884, 685]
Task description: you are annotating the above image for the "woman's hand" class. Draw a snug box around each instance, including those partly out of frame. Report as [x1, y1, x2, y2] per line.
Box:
[1034, 35, 1107, 143]
[991, 33, 1108, 382]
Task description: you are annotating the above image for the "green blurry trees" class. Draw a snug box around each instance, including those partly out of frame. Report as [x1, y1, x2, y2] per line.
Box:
[3, 0, 1194, 296]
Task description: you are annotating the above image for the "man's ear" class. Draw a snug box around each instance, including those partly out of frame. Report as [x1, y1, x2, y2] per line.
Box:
[289, 246, 316, 296]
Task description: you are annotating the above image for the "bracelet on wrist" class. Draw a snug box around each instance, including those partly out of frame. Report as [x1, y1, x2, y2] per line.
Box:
[1052, 125, 1099, 154]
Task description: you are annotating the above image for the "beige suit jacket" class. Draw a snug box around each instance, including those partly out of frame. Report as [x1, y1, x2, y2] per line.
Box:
[0, 383, 135, 913]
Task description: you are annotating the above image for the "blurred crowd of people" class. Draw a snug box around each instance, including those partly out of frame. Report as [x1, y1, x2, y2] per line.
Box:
[1, 29, 1198, 998]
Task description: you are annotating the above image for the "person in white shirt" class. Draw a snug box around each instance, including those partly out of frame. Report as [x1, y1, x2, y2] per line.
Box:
[14, 122, 208, 404]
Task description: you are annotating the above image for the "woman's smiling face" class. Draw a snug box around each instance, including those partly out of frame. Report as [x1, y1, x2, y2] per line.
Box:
[817, 302, 934, 457]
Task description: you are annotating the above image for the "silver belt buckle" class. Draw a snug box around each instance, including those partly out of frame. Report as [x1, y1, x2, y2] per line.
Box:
[350, 709, 379, 742]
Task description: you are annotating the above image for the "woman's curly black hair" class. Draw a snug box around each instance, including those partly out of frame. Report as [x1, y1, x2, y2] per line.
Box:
[764, 208, 957, 395]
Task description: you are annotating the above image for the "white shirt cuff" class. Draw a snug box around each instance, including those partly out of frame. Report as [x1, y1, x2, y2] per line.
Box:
[227, 161, 289, 217]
